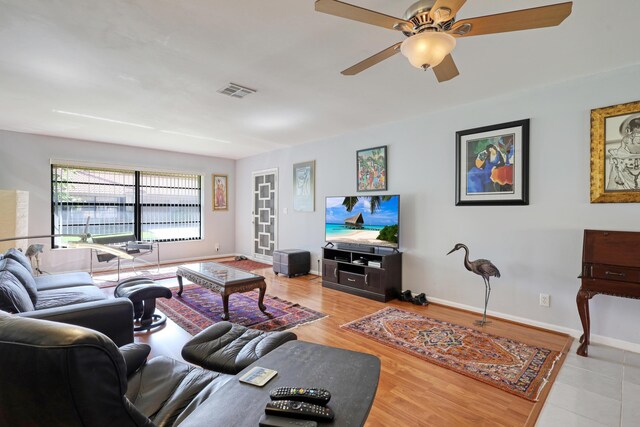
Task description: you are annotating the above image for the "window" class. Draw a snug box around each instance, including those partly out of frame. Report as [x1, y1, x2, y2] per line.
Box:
[51, 165, 201, 246]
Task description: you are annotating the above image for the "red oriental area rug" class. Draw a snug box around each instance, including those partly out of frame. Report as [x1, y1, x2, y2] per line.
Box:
[342, 307, 560, 401]
[157, 284, 327, 335]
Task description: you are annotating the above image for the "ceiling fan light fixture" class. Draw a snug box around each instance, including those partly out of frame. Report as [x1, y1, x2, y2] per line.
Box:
[400, 31, 456, 70]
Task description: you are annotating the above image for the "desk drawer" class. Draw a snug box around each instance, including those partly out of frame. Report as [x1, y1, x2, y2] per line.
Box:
[339, 271, 365, 289]
[591, 264, 640, 283]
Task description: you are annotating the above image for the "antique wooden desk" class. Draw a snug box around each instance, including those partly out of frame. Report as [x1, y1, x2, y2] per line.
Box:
[577, 230, 640, 356]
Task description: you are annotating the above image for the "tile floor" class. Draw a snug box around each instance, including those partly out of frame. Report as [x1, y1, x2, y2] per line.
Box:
[537, 341, 640, 426]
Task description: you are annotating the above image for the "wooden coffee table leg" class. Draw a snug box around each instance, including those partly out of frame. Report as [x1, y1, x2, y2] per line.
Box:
[177, 275, 184, 297]
[221, 293, 230, 320]
[258, 281, 267, 313]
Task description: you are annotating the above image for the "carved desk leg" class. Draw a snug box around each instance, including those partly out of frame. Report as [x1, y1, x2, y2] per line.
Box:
[576, 288, 593, 357]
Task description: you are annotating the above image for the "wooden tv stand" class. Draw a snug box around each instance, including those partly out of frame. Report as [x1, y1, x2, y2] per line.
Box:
[321, 246, 401, 302]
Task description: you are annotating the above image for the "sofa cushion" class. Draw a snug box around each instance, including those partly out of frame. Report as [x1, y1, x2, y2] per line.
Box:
[0, 258, 38, 304]
[35, 286, 106, 310]
[34, 271, 95, 291]
[0, 270, 35, 313]
[3, 248, 33, 275]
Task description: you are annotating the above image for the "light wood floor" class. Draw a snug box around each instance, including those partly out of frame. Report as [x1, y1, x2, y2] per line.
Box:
[121, 263, 571, 427]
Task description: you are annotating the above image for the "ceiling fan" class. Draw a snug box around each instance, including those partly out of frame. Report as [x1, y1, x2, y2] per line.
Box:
[315, 0, 573, 82]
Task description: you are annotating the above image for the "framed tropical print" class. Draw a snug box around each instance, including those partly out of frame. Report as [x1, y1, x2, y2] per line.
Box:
[357, 146, 387, 192]
[455, 119, 529, 206]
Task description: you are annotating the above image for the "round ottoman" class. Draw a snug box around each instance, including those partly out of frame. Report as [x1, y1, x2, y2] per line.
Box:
[114, 277, 172, 331]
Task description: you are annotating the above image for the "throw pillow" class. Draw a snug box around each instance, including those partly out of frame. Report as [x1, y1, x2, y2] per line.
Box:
[0, 270, 35, 313]
[4, 248, 33, 275]
[0, 258, 37, 304]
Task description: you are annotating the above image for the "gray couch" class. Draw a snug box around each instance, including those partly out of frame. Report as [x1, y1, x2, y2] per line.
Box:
[0, 248, 134, 345]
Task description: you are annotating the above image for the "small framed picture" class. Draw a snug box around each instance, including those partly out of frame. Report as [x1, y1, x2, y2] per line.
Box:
[293, 160, 315, 212]
[455, 119, 529, 206]
[357, 146, 387, 192]
[590, 100, 640, 203]
[212, 174, 228, 211]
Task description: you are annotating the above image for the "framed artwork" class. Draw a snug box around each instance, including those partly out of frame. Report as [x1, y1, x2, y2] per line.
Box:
[357, 145, 387, 192]
[455, 119, 529, 206]
[212, 174, 228, 211]
[590, 100, 640, 203]
[293, 160, 315, 212]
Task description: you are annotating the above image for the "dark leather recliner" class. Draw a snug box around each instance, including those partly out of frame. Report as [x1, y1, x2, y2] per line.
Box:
[0, 311, 297, 426]
[0, 311, 233, 426]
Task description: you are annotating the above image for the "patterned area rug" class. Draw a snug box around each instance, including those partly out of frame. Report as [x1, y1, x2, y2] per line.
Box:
[157, 284, 327, 335]
[342, 307, 560, 401]
[219, 259, 271, 271]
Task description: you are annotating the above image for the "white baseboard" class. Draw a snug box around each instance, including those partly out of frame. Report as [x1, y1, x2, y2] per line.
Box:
[427, 296, 640, 354]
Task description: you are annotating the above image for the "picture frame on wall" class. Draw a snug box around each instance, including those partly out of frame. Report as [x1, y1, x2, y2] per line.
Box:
[357, 145, 387, 192]
[590, 100, 640, 203]
[293, 160, 315, 212]
[455, 119, 529, 206]
[212, 174, 228, 211]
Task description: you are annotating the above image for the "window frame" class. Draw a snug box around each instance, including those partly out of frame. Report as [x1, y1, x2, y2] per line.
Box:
[51, 165, 202, 246]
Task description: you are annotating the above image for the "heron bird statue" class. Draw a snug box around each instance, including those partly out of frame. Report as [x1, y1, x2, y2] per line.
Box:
[24, 244, 45, 275]
[447, 243, 501, 326]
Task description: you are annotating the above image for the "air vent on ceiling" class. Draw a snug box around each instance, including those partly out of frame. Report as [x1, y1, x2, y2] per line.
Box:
[217, 83, 257, 99]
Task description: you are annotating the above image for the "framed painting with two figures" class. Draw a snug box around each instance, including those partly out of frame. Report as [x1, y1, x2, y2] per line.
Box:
[455, 119, 529, 206]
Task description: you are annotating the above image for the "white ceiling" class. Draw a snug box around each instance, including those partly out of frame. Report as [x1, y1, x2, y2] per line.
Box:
[0, 0, 638, 159]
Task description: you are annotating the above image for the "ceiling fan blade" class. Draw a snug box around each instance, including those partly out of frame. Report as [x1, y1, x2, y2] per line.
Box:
[430, 0, 467, 23]
[315, 0, 412, 32]
[341, 43, 402, 76]
[449, 2, 572, 37]
[432, 54, 459, 82]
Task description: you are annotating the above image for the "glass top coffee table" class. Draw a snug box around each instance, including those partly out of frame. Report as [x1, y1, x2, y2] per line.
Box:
[176, 262, 267, 320]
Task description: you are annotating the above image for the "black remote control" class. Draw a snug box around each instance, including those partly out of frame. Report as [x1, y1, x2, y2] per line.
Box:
[270, 387, 331, 405]
[265, 400, 334, 421]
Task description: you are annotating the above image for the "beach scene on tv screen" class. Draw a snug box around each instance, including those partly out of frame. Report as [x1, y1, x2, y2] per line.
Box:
[325, 195, 399, 248]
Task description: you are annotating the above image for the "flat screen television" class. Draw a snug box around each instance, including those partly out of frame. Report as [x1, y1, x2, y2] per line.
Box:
[325, 195, 399, 249]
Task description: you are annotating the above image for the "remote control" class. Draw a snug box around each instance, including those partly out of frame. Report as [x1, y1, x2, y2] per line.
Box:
[258, 414, 318, 427]
[270, 387, 331, 405]
[265, 400, 334, 421]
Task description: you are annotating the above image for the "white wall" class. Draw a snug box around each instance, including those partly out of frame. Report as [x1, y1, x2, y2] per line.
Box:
[0, 131, 235, 272]
[235, 64, 640, 348]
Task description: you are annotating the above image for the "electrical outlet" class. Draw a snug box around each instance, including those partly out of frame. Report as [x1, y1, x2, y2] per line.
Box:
[215, 243, 220, 252]
[539, 293, 550, 307]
